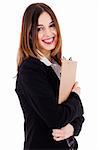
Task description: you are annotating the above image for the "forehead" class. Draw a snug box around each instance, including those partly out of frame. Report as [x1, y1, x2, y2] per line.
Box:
[38, 12, 52, 25]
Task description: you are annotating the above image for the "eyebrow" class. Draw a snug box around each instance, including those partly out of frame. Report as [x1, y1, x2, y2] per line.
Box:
[37, 21, 54, 27]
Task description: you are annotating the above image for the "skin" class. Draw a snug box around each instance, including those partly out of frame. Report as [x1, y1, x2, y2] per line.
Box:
[37, 12, 57, 61]
[37, 11, 81, 141]
[52, 123, 74, 141]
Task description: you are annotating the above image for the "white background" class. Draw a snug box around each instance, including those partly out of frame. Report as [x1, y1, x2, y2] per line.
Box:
[0, 0, 99, 150]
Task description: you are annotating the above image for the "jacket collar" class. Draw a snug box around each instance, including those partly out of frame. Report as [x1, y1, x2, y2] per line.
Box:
[36, 49, 52, 66]
[40, 56, 52, 66]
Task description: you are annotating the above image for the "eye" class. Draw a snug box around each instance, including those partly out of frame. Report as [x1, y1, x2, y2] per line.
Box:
[49, 23, 55, 28]
[37, 27, 44, 32]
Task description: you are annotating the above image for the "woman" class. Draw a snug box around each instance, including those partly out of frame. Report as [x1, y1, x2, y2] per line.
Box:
[15, 3, 84, 150]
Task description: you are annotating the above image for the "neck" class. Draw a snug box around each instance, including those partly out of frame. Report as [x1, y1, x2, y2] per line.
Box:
[37, 49, 51, 61]
[44, 52, 51, 61]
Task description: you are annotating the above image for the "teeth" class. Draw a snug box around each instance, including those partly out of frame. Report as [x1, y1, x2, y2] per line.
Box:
[43, 37, 54, 43]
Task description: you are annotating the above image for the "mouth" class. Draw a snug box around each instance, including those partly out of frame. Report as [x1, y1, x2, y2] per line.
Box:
[42, 37, 55, 44]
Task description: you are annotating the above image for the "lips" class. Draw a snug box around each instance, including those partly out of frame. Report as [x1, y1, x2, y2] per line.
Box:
[42, 37, 55, 44]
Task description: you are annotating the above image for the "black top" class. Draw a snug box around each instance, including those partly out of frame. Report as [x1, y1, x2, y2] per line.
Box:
[15, 57, 84, 150]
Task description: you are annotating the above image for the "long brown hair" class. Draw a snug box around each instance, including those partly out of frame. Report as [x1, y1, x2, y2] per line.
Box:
[17, 3, 62, 70]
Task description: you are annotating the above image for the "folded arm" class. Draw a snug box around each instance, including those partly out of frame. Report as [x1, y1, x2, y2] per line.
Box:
[52, 115, 84, 141]
[16, 58, 84, 129]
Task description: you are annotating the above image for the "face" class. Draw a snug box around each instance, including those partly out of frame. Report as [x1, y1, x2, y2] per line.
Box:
[37, 12, 58, 55]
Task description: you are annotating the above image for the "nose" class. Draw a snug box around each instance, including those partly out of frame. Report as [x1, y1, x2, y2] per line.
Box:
[44, 28, 52, 37]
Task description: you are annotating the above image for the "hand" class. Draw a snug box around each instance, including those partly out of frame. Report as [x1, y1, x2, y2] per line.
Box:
[52, 123, 74, 141]
[72, 81, 80, 96]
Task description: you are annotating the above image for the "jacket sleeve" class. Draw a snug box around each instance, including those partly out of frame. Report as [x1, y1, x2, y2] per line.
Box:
[18, 60, 84, 129]
[61, 92, 85, 136]
[70, 115, 85, 136]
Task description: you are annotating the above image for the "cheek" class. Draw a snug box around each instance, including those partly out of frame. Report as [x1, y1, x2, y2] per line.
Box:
[53, 28, 57, 35]
[54, 32, 58, 42]
[53, 30, 58, 39]
[38, 33, 43, 43]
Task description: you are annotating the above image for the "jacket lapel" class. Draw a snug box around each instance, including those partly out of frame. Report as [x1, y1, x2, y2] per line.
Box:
[45, 66, 60, 100]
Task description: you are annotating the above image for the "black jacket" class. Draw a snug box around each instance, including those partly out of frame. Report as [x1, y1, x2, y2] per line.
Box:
[15, 57, 84, 150]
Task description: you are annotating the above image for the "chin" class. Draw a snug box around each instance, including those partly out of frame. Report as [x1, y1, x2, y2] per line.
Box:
[43, 45, 56, 51]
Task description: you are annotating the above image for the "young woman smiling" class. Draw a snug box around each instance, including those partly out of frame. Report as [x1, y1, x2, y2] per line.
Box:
[15, 3, 84, 150]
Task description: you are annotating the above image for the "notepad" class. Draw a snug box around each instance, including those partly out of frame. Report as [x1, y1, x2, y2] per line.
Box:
[58, 58, 77, 104]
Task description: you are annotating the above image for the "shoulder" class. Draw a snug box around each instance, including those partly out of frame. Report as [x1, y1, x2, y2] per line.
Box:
[17, 57, 51, 84]
[18, 57, 46, 73]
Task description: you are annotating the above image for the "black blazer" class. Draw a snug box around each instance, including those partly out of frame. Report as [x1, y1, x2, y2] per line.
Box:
[15, 57, 84, 150]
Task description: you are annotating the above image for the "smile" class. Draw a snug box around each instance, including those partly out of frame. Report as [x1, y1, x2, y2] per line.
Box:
[42, 37, 55, 44]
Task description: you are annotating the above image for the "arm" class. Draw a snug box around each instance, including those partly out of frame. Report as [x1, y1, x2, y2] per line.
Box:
[59, 83, 84, 136]
[52, 91, 84, 140]
[61, 92, 85, 136]
[52, 88, 84, 140]
[17, 59, 84, 129]
[70, 115, 85, 136]
[52, 115, 84, 141]
[70, 83, 85, 136]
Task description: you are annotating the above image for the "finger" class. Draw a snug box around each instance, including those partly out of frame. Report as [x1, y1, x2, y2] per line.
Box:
[52, 129, 61, 132]
[53, 136, 64, 141]
[74, 81, 79, 87]
[53, 134, 71, 140]
[75, 81, 79, 84]
[52, 129, 63, 134]
[52, 132, 63, 138]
